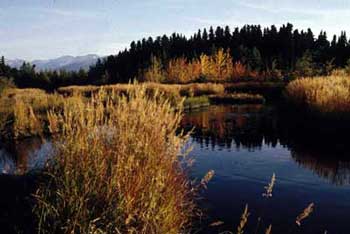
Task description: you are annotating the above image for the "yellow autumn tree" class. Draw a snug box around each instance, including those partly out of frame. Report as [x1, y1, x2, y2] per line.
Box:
[144, 55, 165, 82]
[166, 57, 186, 83]
[144, 48, 240, 83]
[199, 54, 213, 81]
[187, 59, 202, 82]
[166, 57, 201, 83]
[199, 48, 234, 82]
[212, 48, 233, 81]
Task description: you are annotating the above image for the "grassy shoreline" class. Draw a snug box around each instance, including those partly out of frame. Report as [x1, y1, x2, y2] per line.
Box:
[2, 74, 349, 141]
[0, 79, 346, 233]
[209, 93, 265, 104]
[285, 75, 350, 119]
[1, 82, 278, 140]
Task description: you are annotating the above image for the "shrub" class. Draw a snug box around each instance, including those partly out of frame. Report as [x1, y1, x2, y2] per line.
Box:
[294, 51, 318, 78]
[34, 86, 195, 234]
[0, 77, 15, 96]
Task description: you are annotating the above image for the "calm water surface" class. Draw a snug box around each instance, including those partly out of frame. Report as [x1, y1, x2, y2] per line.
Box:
[0, 138, 52, 175]
[1, 105, 350, 234]
[182, 105, 350, 234]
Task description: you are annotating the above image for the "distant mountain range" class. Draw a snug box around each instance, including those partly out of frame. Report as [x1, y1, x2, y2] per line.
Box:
[6, 54, 100, 72]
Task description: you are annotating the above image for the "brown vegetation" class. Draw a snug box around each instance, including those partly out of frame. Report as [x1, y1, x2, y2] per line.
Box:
[58, 82, 225, 99]
[285, 75, 350, 115]
[141, 48, 283, 83]
[34, 86, 196, 234]
[0, 88, 67, 138]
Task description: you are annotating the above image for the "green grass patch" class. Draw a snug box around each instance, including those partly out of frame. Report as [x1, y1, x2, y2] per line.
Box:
[183, 96, 210, 110]
[209, 93, 265, 104]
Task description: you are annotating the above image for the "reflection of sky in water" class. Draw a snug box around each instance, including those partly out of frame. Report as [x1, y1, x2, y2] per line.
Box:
[0, 141, 53, 175]
[190, 139, 350, 189]
[190, 138, 350, 234]
[0, 149, 16, 174]
[183, 105, 350, 234]
[27, 142, 53, 171]
[183, 105, 350, 186]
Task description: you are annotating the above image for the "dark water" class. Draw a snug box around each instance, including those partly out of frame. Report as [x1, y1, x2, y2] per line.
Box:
[1, 105, 350, 233]
[0, 138, 52, 233]
[181, 105, 350, 234]
[0, 138, 52, 175]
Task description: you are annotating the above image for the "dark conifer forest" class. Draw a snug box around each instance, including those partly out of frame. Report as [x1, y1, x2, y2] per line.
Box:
[1, 23, 350, 90]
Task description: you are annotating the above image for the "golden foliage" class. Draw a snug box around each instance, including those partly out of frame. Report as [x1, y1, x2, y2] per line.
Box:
[141, 48, 261, 83]
[58, 82, 225, 99]
[200, 48, 234, 81]
[286, 75, 350, 114]
[0, 88, 66, 138]
[13, 99, 42, 138]
[35, 85, 195, 234]
[166, 57, 201, 83]
[143, 55, 165, 82]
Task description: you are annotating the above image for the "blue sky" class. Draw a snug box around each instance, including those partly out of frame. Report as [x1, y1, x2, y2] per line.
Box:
[1, 0, 350, 60]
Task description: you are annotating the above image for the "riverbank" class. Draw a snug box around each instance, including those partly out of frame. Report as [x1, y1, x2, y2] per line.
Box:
[183, 93, 264, 110]
[0, 81, 283, 140]
[285, 74, 350, 121]
[1, 99, 349, 233]
[2, 75, 350, 141]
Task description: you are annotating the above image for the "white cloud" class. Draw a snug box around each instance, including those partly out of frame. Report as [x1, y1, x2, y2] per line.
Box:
[31, 7, 103, 19]
[187, 0, 350, 38]
[236, 0, 350, 16]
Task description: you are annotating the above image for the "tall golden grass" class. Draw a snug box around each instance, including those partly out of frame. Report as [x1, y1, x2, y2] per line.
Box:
[285, 75, 350, 114]
[58, 82, 225, 98]
[0, 83, 226, 139]
[34, 85, 196, 234]
[1, 88, 65, 112]
[0, 88, 68, 138]
[230, 174, 314, 234]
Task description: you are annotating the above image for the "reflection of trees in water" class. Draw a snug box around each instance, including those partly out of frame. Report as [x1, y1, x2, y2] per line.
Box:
[181, 105, 350, 185]
[0, 149, 16, 174]
[291, 148, 350, 185]
[0, 138, 52, 175]
[181, 105, 279, 150]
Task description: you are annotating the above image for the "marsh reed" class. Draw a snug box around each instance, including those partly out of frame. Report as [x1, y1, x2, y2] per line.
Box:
[58, 82, 225, 98]
[0, 88, 68, 138]
[285, 75, 350, 115]
[34, 85, 196, 234]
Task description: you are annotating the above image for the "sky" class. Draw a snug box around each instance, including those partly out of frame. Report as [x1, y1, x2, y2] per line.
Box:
[1, 0, 350, 60]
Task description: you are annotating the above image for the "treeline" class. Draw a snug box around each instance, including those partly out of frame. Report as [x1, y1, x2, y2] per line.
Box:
[0, 57, 88, 90]
[92, 23, 350, 83]
[2, 23, 350, 90]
